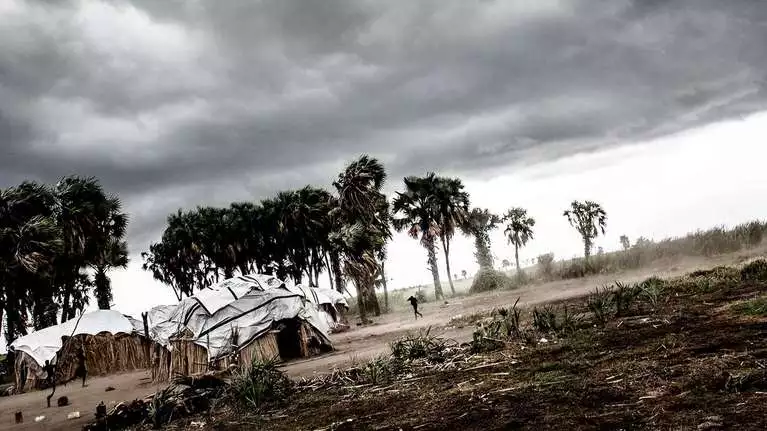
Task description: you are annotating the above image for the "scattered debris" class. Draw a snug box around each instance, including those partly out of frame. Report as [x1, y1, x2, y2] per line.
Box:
[34, 415, 46, 423]
[14, 411, 22, 424]
[105, 386, 116, 392]
[57, 395, 69, 407]
[67, 411, 81, 420]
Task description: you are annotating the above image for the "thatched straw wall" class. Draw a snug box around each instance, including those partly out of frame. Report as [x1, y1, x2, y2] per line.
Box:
[162, 319, 330, 379]
[13, 351, 43, 392]
[238, 331, 280, 365]
[13, 333, 154, 392]
[170, 336, 210, 377]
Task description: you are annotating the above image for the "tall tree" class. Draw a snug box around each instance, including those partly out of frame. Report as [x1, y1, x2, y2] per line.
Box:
[563, 200, 607, 260]
[331, 155, 390, 322]
[54, 176, 121, 322]
[620, 235, 630, 251]
[90, 196, 129, 309]
[392, 175, 444, 301]
[432, 176, 469, 295]
[502, 207, 535, 274]
[461, 208, 500, 270]
[0, 183, 62, 344]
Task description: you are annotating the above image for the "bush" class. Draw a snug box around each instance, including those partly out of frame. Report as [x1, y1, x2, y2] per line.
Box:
[537, 253, 555, 279]
[741, 259, 767, 282]
[415, 290, 427, 303]
[613, 282, 641, 317]
[230, 358, 294, 410]
[390, 329, 450, 363]
[532, 306, 557, 333]
[471, 298, 522, 352]
[469, 268, 514, 293]
[587, 286, 614, 326]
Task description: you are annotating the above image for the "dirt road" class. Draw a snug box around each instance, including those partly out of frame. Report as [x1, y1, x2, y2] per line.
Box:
[0, 250, 760, 430]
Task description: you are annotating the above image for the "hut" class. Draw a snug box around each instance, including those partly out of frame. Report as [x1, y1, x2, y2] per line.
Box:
[9, 310, 153, 392]
[147, 274, 333, 380]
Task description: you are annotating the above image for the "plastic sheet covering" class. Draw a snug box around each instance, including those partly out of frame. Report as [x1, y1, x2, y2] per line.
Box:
[10, 310, 138, 366]
[145, 274, 333, 361]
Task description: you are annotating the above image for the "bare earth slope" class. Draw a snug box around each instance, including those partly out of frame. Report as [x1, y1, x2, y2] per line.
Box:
[0, 248, 763, 430]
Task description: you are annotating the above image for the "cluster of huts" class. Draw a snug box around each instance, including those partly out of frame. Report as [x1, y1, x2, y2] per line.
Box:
[7, 274, 349, 392]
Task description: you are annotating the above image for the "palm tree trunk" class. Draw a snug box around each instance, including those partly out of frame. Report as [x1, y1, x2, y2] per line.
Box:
[426, 237, 444, 300]
[381, 261, 389, 312]
[354, 277, 368, 324]
[330, 251, 344, 294]
[365, 282, 381, 316]
[515, 244, 521, 274]
[94, 266, 111, 310]
[584, 238, 592, 261]
[61, 291, 71, 324]
[440, 237, 456, 296]
[324, 252, 334, 289]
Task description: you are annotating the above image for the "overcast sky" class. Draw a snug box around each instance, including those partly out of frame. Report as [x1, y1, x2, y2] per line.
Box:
[2, 0, 767, 317]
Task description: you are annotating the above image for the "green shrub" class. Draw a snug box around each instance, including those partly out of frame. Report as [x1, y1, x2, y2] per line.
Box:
[587, 286, 614, 326]
[741, 259, 767, 282]
[230, 358, 294, 410]
[471, 298, 522, 352]
[613, 282, 641, 317]
[732, 297, 767, 317]
[532, 305, 557, 333]
[390, 329, 450, 363]
[639, 277, 665, 312]
[469, 268, 514, 293]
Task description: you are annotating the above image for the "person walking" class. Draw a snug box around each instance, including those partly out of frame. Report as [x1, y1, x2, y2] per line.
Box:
[74, 344, 87, 388]
[407, 295, 424, 319]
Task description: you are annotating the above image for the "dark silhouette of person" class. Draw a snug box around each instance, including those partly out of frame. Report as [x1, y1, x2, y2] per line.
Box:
[75, 345, 87, 387]
[407, 296, 423, 319]
[43, 360, 55, 388]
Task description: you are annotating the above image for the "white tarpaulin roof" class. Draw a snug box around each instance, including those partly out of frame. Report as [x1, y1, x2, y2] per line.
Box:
[147, 274, 333, 361]
[10, 310, 138, 366]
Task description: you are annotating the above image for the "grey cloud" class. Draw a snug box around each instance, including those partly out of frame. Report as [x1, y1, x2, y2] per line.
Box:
[2, 0, 767, 254]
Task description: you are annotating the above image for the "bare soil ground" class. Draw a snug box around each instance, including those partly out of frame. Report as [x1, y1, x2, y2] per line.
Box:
[0, 248, 763, 430]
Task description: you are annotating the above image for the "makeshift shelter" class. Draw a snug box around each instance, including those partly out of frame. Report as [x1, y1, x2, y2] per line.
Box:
[147, 274, 333, 380]
[292, 285, 350, 332]
[9, 310, 152, 392]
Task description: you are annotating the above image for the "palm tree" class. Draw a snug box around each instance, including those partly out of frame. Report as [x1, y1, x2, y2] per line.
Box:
[461, 208, 500, 270]
[563, 200, 607, 261]
[502, 207, 535, 274]
[432, 176, 469, 295]
[0, 183, 62, 343]
[54, 176, 120, 322]
[332, 155, 390, 322]
[90, 196, 129, 309]
[392, 175, 444, 301]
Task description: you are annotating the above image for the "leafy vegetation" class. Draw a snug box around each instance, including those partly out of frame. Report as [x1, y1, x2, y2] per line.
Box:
[563, 200, 607, 261]
[469, 268, 514, 293]
[740, 258, 767, 282]
[462, 208, 501, 270]
[502, 207, 535, 274]
[0, 177, 128, 344]
[229, 358, 294, 411]
[732, 297, 767, 317]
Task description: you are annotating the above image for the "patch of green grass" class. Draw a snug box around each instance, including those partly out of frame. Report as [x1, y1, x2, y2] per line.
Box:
[732, 297, 767, 317]
[229, 358, 294, 411]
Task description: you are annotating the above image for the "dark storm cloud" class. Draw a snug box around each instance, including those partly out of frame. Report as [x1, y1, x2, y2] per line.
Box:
[2, 0, 767, 254]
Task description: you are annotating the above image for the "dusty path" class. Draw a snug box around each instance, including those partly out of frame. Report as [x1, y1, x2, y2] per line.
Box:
[1, 249, 762, 430]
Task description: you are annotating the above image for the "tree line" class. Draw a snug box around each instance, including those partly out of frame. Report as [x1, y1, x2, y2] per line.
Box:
[142, 155, 609, 323]
[0, 177, 128, 345]
[0, 156, 609, 341]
